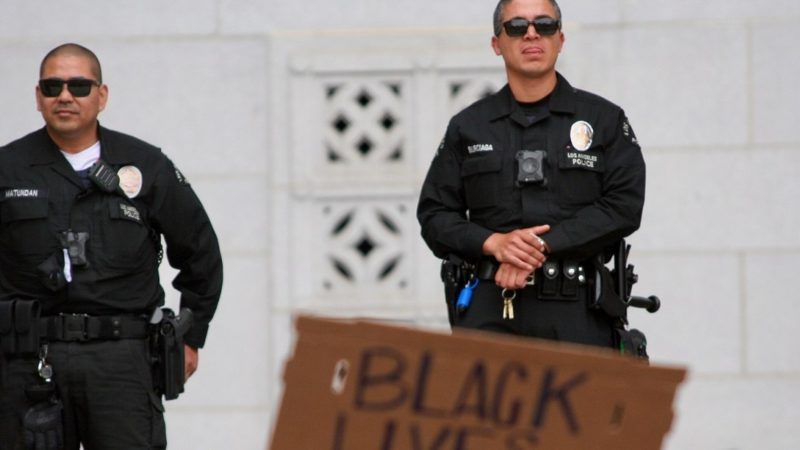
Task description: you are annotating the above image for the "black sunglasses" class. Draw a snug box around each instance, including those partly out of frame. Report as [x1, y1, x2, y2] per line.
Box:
[38, 78, 100, 98]
[502, 17, 561, 37]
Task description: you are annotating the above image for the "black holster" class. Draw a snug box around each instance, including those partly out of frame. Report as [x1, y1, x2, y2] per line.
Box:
[614, 328, 649, 362]
[150, 308, 193, 401]
[589, 259, 628, 322]
[441, 255, 473, 326]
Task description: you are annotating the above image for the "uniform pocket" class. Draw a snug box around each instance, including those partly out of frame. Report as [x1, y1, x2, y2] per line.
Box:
[0, 198, 54, 259]
[148, 391, 167, 447]
[557, 146, 605, 206]
[99, 199, 154, 269]
[121, 338, 166, 447]
[1, 197, 48, 222]
[460, 155, 502, 209]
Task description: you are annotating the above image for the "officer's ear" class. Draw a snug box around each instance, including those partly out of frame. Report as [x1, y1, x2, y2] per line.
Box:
[98, 84, 108, 112]
[35, 86, 43, 112]
[491, 36, 501, 56]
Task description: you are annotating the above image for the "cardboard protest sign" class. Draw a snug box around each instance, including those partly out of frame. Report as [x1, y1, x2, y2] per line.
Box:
[270, 315, 686, 450]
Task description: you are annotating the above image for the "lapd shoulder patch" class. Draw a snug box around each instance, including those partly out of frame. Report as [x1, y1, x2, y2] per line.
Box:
[621, 117, 638, 144]
[434, 136, 445, 159]
[174, 167, 189, 185]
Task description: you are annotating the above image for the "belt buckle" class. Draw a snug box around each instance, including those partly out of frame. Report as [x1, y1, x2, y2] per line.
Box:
[60, 313, 89, 341]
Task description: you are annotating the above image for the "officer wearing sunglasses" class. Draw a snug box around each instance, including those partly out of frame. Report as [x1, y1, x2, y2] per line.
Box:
[418, 0, 646, 348]
[0, 43, 223, 448]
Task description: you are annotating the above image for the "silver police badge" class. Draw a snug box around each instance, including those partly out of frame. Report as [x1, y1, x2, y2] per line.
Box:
[117, 165, 143, 199]
[570, 121, 594, 151]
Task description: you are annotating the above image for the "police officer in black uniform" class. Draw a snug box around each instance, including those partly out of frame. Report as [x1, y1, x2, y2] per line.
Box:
[0, 43, 223, 449]
[418, 0, 645, 348]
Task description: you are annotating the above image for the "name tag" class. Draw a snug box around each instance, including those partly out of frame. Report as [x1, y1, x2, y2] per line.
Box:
[3, 188, 42, 199]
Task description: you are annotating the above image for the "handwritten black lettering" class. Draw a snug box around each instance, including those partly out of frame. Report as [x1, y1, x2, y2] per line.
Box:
[331, 412, 348, 450]
[531, 369, 588, 434]
[410, 422, 452, 450]
[380, 420, 398, 450]
[491, 362, 527, 426]
[452, 360, 488, 420]
[354, 347, 408, 411]
[454, 425, 495, 450]
[412, 352, 448, 418]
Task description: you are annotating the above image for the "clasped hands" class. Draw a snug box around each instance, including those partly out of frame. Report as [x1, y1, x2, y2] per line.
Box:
[482, 225, 550, 290]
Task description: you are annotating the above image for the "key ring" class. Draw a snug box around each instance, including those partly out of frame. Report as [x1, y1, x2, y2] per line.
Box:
[501, 288, 517, 320]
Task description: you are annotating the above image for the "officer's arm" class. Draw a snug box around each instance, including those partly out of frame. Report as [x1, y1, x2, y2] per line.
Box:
[417, 122, 494, 261]
[543, 110, 646, 259]
[184, 345, 198, 381]
[150, 156, 223, 349]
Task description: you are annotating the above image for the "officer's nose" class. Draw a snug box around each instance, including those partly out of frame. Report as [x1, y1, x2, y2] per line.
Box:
[524, 24, 540, 40]
[56, 82, 75, 102]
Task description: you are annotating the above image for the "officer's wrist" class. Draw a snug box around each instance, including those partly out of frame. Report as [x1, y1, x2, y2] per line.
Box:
[481, 233, 500, 256]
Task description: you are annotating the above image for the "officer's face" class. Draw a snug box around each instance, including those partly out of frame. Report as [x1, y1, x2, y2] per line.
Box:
[491, 0, 564, 81]
[36, 54, 107, 149]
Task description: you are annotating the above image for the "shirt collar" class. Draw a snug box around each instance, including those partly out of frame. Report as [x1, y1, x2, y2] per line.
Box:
[27, 128, 62, 165]
[487, 72, 577, 121]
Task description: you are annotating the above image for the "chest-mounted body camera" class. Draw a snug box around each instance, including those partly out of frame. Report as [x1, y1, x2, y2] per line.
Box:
[516, 150, 547, 186]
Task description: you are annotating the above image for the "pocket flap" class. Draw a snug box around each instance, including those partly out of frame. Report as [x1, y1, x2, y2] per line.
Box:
[461, 155, 502, 177]
[1, 198, 48, 222]
[109, 200, 143, 224]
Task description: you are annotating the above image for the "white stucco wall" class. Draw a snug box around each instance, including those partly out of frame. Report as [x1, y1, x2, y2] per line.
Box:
[1, 1, 797, 448]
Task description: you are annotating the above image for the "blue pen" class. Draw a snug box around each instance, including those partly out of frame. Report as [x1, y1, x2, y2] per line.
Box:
[456, 278, 479, 313]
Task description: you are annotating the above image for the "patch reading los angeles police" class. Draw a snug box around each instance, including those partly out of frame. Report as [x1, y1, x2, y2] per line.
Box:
[569, 121, 594, 151]
[118, 203, 142, 223]
[117, 166, 143, 199]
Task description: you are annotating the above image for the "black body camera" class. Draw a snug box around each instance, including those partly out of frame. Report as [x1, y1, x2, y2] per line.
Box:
[515, 150, 547, 186]
[58, 230, 90, 267]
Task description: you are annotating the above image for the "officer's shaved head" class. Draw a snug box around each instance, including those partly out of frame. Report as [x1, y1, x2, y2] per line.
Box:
[40, 43, 103, 83]
[493, 0, 562, 37]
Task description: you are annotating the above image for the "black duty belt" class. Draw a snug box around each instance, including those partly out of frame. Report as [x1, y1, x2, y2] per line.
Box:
[40, 314, 149, 342]
[474, 258, 588, 300]
[476, 259, 500, 281]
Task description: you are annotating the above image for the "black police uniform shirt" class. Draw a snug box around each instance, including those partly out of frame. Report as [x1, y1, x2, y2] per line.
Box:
[0, 125, 222, 348]
[417, 73, 646, 263]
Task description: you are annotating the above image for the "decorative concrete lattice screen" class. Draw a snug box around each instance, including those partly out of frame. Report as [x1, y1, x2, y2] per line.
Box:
[279, 36, 505, 315]
[321, 80, 410, 291]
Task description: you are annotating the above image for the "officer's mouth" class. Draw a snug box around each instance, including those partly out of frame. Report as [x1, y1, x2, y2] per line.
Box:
[522, 46, 544, 55]
[54, 109, 78, 117]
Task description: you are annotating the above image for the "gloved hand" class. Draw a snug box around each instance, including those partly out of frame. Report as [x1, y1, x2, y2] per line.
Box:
[23, 400, 63, 450]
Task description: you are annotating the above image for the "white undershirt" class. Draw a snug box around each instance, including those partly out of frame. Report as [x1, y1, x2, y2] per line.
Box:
[60, 141, 101, 171]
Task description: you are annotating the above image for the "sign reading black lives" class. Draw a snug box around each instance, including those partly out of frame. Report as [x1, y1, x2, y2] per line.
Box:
[269, 316, 686, 450]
